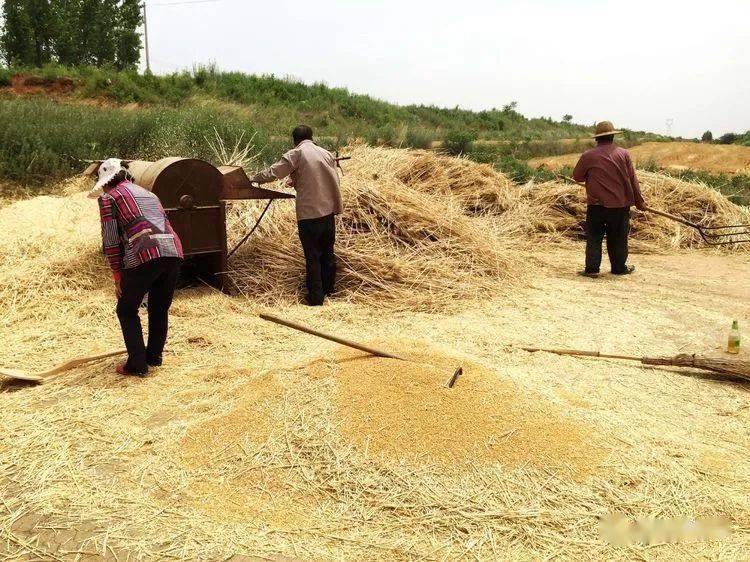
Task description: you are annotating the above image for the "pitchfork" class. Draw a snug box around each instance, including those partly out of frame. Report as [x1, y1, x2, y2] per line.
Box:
[556, 173, 750, 246]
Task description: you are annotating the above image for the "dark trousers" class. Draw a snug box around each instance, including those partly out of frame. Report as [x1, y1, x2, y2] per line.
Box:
[585, 205, 630, 274]
[116, 257, 181, 373]
[298, 214, 336, 305]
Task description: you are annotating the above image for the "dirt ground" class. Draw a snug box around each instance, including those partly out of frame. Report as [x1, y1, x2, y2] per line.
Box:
[529, 141, 750, 175]
[2, 244, 749, 560]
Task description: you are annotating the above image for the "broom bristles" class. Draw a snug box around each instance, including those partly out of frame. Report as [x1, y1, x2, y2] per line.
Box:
[643, 354, 750, 381]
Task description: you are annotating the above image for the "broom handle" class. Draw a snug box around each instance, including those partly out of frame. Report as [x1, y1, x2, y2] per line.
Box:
[259, 313, 404, 360]
[555, 174, 700, 229]
[521, 347, 643, 362]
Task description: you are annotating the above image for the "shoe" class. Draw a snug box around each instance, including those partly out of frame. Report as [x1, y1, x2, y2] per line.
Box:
[146, 355, 163, 367]
[116, 362, 147, 377]
[577, 270, 600, 278]
[612, 265, 636, 275]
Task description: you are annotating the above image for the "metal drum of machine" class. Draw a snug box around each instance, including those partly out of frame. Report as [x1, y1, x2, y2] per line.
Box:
[84, 157, 294, 291]
[127, 158, 227, 288]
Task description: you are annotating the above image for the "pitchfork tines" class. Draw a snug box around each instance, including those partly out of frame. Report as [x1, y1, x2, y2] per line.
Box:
[643, 206, 750, 246]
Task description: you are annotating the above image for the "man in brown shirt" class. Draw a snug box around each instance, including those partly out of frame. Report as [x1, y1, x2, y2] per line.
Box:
[572, 121, 647, 277]
[251, 125, 343, 305]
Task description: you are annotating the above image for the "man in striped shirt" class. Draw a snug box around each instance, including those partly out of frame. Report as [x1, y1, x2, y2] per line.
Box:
[91, 158, 183, 376]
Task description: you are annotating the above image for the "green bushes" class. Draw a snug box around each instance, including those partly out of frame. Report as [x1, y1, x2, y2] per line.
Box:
[0, 97, 271, 185]
[443, 130, 477, 156]
[1, 65, 606, 142]
[495, 156, 557, 184]
[404, 128, 435, 149]
[0, 67, 10, 87]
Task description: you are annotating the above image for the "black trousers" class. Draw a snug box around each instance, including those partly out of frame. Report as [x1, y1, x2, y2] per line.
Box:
[116, 257, 181, 373]
[298, 214, 336, 305]
[585, 205, 630, 274]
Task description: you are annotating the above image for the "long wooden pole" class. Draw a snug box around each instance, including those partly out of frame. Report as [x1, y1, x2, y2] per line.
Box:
[258, 313, 404, 360]
[522, 346, 750, 381]
[522, 346, 642, 362]
[0, 349, 126, 383]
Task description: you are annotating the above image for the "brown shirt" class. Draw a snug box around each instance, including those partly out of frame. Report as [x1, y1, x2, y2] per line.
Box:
[572, 143, 644, 208]
[251, 140, 343, 221]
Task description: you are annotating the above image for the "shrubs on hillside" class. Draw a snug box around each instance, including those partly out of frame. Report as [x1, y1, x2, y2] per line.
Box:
[443, 130, 477, 156]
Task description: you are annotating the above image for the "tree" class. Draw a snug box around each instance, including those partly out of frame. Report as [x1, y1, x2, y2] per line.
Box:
[1, 0, 142, 68]
[701, 130, 713, 143]
[115, 0, 142, 70]
[502, 101, 518, 114]
[443, 129, 477, 156]
[563, 114, 573, 123]
[718, 132, 738, 145]
[1, 0, 37, 65]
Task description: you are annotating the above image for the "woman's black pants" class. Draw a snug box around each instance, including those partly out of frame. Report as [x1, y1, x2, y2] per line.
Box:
[116, 257, 181, 373]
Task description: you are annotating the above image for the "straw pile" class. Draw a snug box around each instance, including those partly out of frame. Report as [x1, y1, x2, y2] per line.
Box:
[394, 150, 516, 214]
[506, 171, 750, 251]
[227, 144, 519, 310]
[225, 145, 750, 312]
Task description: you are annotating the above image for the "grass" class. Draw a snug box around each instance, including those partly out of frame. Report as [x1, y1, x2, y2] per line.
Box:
[0, 64, 670, 187]
[3, 64, 647, 140]
[0, 96, 292, 185]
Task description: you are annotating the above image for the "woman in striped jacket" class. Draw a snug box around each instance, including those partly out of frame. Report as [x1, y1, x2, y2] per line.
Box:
[90, 158, 183, 376]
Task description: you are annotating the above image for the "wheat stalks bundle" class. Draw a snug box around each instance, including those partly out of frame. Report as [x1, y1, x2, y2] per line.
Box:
[225, 144, 518, 311]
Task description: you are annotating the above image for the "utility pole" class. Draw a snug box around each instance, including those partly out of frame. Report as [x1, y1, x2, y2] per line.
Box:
[143, 2, 151, 73]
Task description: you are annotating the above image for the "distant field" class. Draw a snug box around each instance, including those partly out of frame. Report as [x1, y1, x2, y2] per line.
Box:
[529, 142, 750, 175]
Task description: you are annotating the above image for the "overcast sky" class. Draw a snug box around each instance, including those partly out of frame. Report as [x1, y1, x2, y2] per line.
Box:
[144, 0, 749, 138]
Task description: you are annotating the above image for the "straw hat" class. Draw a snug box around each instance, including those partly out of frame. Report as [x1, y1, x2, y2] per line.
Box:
[88, 158, 127, 198]
[592, 121, 621, 138]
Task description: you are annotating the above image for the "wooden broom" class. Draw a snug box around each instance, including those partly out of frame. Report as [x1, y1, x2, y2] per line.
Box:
[521, 347, 750, 382]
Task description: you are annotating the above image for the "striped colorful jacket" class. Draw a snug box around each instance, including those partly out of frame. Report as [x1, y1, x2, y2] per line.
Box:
[98, 181, 183, 281]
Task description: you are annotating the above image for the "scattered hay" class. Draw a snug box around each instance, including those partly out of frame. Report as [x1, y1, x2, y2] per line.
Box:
[2, 145, 750, 559]
[180, 373, 284, 468]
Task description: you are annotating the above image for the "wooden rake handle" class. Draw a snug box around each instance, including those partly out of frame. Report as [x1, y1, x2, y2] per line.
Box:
[258, 313, 404, 360]
[43, 349, 127, 378]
